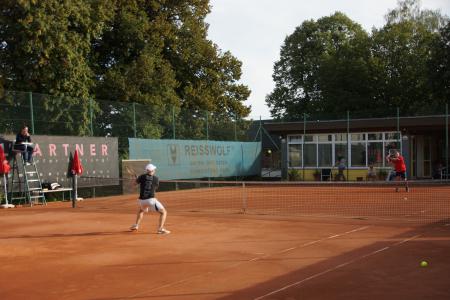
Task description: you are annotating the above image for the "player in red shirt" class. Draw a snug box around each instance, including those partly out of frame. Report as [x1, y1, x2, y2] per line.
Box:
[386, 150, 409, 192]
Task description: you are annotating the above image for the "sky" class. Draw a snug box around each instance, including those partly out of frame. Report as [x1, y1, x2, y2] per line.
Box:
[205, 0, 450, 120]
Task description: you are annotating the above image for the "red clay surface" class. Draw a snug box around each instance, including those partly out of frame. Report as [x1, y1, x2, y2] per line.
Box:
[1, 188, 450, 300]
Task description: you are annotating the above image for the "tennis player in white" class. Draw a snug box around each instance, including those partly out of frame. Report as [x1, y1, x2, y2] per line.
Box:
[130, 164, 170, 234]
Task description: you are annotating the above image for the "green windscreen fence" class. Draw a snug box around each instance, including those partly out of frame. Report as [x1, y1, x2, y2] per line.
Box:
[129, 138, 261, 179]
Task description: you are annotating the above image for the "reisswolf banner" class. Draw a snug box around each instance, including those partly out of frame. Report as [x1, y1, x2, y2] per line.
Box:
[129, 138, 261, 180]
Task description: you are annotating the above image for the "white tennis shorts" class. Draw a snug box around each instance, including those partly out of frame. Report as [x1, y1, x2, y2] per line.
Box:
[138, 198, 165, 213]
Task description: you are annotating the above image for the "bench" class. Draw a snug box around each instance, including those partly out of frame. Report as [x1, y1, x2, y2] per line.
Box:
[41, 188, 73, 201]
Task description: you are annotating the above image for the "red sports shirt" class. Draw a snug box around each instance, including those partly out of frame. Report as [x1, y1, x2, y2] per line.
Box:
[392, 156, 406, 172]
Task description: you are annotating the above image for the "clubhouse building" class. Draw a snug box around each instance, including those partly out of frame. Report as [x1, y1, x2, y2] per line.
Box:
[263, 115, 449, 181]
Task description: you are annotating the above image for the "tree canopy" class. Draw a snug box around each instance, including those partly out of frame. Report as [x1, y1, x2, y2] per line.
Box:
[267, 0, 449, 120]
[0, 0, 250, 137]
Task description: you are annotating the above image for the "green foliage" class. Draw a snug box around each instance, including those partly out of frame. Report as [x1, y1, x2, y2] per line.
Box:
[267, 0, 449, 120]
[288, 168, 302, 181]
[370, 0, 448, 115]
[266, 12, 372, 120]
[0, 0, 114, 134]
[429, 21, 450, 104]
[0, 0, 250, 137]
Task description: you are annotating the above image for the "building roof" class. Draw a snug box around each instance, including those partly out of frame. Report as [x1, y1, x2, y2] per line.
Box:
[264, 115, 448, 135]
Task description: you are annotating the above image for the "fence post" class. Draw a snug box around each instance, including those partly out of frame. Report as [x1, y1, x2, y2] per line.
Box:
[29, 92, 35, 134]
[89, 98, 94, 136]
[397, 107, 401, 152]
[303, 113, 306, 181]
[259, 116, 262, 142]
[206, 111, 209, 140]
[234, 113, 237, 141]
[172, 105, 176, 139]
[446, 104, 448, 178]
[347, 110, 350, 181]
[133, 102, 137, 138]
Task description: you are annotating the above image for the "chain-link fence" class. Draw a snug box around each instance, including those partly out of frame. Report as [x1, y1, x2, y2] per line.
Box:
[0, 90, 255, 157]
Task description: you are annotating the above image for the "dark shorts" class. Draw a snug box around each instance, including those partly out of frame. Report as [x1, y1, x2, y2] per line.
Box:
[395, 171, 406, 179]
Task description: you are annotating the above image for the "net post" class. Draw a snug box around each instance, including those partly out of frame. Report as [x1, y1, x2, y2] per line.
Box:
[29, 92, 35, 134]
[133, 102, 137, 138]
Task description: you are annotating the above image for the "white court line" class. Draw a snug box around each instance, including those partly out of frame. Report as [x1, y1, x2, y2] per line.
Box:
[254, 233, 422, 300]
[126, 225, 369, 299]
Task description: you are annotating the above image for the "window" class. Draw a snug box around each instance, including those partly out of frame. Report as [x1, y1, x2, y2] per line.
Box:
[335, 133, 347, 142]
[385, 132, 400, 140]
[368, 133, 382, 140]
[303, 144, 317, 167]
[351, 143, 366, 166]
[304, 135, 315, 142]
[368, 142, 383, 167]
[335, 144, 347, 164]
[286, 131, 401, 169]
[318, 144, 332, 166]
[351, 133, 365, 141]
[288, 145, 302, 167]
[318, 134, 332, 142]
[288, 135, 302, 143]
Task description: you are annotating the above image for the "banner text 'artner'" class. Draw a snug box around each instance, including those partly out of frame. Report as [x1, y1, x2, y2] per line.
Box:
[3, 135, 118, 187]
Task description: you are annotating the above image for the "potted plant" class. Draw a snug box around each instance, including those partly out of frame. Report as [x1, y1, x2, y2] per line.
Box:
[288, 169, 302, 181]
[313, 169, 321, 181]
[378, 168, 388, 181]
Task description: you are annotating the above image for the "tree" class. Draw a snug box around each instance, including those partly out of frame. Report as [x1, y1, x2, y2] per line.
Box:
[92, 0, 250, 140]
[429, 21, 450, 105]
[266, 12, 371, 120]
[267, 1, 449, 120]
[370, 0, 448, 114]
[0, 0, 114, 134]
[1, 0, 250, 140]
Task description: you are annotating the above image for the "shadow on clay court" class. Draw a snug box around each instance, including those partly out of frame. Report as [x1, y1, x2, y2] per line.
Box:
[214, 219, 450, 300]
[81, 219, 450, 300]
[0, 230, 131, 240]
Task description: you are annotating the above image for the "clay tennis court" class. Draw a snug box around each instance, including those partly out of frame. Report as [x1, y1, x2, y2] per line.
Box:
[1, 182, 450, 299]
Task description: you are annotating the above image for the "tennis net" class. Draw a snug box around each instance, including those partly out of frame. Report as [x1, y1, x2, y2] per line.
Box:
[77, 177, 450, 224]
[155, 180, 450, 224]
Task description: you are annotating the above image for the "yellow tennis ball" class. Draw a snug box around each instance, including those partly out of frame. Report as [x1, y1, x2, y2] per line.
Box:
[420, 261, 428, 267]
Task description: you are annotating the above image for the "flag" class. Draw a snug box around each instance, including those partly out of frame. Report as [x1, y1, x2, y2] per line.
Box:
[0, 145, 10, 175]
[71, 149, 83, 175]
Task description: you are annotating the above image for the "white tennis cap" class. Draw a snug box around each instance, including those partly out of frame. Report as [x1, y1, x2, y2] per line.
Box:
[145, 164, 157, 172]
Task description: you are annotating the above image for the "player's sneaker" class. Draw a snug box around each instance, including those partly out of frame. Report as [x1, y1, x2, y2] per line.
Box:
[157, 228, 170, 234]
[130, 224, 139, 231]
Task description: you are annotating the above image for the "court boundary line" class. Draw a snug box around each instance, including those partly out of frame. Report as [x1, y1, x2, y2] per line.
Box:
[126, 225, 370, 299]
[253, 233, 422, 300]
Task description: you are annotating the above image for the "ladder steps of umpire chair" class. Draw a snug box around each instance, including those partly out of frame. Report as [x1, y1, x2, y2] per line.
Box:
[9, 150, 46, 206]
